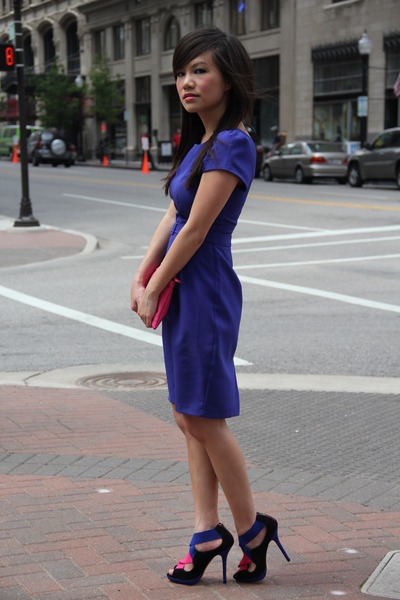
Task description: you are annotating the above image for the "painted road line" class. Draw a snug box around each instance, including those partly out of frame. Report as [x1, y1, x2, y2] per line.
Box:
[249, 192, 400, 212]
[232, 235, 400, 254]
[63, 193, 166, 213]
[236, 253, 400, 269]
[0, 285, 251, 366]
[233, 224, 400, 244]
[240, 219, 326, 231]
[238, 275, 400, 314]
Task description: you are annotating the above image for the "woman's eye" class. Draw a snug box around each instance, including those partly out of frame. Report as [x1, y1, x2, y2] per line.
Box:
[194, 68, 206, 74]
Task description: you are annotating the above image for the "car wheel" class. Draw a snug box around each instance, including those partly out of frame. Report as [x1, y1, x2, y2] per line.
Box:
[396, 165, 400, 190]
[64, 162, 71, 168]
[263, 164, 273, 181]
[32, 152, 40, 166]
[52, 162, 58, 167]
[295, 166, 305, 183]
[348, 163, 362, 187]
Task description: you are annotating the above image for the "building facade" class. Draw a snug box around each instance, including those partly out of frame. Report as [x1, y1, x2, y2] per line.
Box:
[1, 0, 399, 158]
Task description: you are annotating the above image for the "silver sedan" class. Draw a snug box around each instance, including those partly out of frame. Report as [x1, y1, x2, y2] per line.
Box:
[262, 141, 348, 184]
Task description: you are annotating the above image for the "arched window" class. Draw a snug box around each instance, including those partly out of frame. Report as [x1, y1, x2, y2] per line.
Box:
[43, 28, 56, 71]
[164, 17, 180, 51]
[23, 34, 34, 70]
[66, 20, 80, 74]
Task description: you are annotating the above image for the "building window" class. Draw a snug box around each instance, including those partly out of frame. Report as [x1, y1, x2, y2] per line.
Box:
[164, 17, 180, 51]
[66, 21, 80, 74]
[94, 29, 106, 59]
[262, 0, 280, 30]
[136, 76, 151, 104]
[136, 18, 151, 56]
[230, 0, 247, 36]
[113, 24, 125, 61]
[384, 34, 400, 128]
[195, 1, 213, 27]
[23, 34, 34, 70]
[252, 55, 279, 147]
[313, 59, 363, 96]
[43, 28, 56, 71]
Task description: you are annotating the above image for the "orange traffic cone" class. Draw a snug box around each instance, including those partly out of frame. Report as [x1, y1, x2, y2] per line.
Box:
[12, 146, 18, 163]
[141, 150, 150, 174]
[102, 154, 109, 167]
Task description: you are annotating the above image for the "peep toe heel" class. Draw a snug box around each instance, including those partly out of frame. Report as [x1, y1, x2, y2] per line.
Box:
[167, 523, 234, 585]
[233, 512, 290, 583]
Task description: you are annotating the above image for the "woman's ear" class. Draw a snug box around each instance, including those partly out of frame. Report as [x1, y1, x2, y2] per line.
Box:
[225, 81, 232, 91]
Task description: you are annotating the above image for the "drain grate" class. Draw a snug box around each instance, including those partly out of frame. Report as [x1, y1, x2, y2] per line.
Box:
[79, 371, 167, 390]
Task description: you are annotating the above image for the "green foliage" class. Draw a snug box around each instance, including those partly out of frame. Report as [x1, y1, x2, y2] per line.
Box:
[29, 62, 80, 131]
[88, 56, 124, 127]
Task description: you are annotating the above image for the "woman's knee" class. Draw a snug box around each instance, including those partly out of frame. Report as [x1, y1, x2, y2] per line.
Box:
[183, 415, 226, 443]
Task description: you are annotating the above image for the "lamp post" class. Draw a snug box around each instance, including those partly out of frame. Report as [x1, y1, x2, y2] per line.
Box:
[13, 0, 39, 227]
[358, 30, 372, 147]
[74, 73, 84, 162]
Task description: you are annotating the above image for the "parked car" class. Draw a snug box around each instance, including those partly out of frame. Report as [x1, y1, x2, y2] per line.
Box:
[0, 124, 43, 159]
[347, 127, 400, 189]
[262, 140, 348, 184]
[247, 127, 265, 178]
[30, 129, 77, 167]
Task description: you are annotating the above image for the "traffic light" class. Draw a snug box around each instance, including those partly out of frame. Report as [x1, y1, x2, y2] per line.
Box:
[0, 43, 15, 71]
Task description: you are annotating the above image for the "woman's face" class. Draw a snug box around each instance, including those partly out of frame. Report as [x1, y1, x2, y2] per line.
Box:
[175, 51, 231, 120]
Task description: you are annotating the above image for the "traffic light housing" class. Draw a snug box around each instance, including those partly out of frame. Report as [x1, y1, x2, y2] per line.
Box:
[0, 43, 16, 71]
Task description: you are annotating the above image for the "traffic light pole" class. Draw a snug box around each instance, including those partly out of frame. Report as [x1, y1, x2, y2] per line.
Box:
[13, 0, 39, 227]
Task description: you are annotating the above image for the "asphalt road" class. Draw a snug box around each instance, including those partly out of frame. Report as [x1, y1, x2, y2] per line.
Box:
[1, 160, 400, 510]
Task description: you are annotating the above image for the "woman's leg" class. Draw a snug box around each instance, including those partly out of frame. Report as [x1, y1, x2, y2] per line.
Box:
[170, 407, 222, 573]
[181, 414, 267, 570]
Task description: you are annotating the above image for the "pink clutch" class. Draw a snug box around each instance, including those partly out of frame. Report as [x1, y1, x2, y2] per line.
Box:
[150, 268, 180, 330]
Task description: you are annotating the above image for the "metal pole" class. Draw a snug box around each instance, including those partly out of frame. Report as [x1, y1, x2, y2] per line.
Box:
[13, 0, 39, 227]
[360, 54, 368, 148]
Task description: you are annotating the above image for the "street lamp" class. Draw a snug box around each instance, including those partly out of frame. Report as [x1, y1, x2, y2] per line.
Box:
[74, 73, 85, 162]
[358, 30, 372, 147]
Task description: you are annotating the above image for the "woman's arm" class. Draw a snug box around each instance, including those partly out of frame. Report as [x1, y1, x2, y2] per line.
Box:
[137, 169, 240, 327]
[131, 200, 177, 313]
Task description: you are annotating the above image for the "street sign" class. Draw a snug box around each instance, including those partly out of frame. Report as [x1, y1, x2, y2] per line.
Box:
[0, 43, 15, 71]
[357, 95, 368, 118]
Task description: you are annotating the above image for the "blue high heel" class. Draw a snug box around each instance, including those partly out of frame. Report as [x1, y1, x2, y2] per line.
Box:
[167, 523, 234, 585]
[233, 512, 290, 583]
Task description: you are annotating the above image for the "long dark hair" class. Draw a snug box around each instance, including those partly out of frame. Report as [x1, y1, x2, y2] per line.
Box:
[163, 27, 256, 195]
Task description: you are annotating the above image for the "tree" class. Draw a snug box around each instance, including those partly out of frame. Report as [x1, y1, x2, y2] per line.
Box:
[88, 56, 124, 134]
[29, 61, 80, 132]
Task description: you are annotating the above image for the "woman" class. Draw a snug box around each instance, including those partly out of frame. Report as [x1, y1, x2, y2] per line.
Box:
[131, 27, 290, 585]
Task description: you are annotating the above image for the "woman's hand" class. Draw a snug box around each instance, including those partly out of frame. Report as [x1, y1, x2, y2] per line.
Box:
[130, 277, 146, 314]
[137, 286, 159, 328]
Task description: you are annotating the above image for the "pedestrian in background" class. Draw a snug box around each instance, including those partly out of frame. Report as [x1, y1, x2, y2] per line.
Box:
[172, 128, 181, 155]
[131, 26, 290, 586]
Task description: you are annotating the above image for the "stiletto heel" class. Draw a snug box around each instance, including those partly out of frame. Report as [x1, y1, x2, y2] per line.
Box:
[167, 523, 234, 585]
[233, 512, 290, 583]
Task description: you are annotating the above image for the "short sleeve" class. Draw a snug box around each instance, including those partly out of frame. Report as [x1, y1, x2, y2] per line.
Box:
[202, 129, 256, 190]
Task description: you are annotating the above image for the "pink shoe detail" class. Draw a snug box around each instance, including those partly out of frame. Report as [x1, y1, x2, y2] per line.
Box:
[238, 554, 252, 571]
[175, 552, 193, 570]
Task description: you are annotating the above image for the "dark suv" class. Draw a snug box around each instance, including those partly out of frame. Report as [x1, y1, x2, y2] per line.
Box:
[31, 129, 76, 167]
[347, 127, 400, 189]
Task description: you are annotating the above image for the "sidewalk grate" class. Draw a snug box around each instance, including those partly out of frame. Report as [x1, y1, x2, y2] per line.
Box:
[79, 371, 168, 390]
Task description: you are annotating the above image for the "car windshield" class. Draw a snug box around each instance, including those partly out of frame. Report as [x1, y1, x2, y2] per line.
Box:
[307, 142, 343, 153]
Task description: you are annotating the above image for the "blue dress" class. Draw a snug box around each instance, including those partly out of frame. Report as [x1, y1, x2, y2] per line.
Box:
[162, 129, 256, 418]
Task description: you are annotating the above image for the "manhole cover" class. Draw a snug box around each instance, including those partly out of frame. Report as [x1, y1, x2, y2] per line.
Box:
[79, 371, 167, 390]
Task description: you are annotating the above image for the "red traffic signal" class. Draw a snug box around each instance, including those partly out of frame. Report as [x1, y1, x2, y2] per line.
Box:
[0, 43, 15, 71]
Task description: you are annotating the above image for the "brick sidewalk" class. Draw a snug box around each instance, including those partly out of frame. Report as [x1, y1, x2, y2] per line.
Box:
[0, 385, 399, 599]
